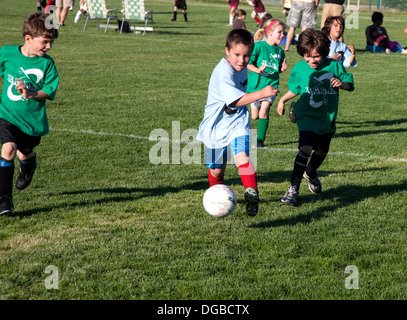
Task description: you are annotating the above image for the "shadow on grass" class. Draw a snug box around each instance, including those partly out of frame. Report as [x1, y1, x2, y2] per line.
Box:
[15, 178, 209, 219]
[335, 118, 407, 139]
[249, 180, 407, 229]
[12, 167, 395, 219]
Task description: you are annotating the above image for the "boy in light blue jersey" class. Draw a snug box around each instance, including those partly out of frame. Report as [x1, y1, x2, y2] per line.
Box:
[196, 29, 278, 216]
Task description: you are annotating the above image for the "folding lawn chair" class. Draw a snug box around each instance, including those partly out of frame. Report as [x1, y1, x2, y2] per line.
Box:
[83, 0, 118, 32]
[121, 0, 154, 36]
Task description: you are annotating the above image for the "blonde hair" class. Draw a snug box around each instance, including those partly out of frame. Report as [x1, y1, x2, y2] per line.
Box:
[254, 19, 285, 42]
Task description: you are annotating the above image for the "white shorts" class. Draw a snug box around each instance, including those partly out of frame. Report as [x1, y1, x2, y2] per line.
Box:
[250, 95, 276, 110]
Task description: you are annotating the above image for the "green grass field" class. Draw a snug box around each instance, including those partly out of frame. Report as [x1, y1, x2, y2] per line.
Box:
[1, 0, 407, 301]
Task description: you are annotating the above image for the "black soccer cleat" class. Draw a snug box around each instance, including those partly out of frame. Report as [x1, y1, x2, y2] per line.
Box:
[244, 187, 259, 216]
[15, 158, 37, 190]
[0, 195, 13, 216]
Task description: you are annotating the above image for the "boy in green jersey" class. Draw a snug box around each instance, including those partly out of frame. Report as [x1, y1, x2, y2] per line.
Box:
[0, 12, 59, 215]
[277, 29, 354, 206]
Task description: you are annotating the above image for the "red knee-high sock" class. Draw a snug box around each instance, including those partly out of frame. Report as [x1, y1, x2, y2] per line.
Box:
[254, 17, 261, 23]
[238, 162, 257, 190]
[208, 169, 224, 187]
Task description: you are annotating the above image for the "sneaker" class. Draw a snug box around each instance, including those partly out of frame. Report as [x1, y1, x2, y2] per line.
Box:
[281, 186, 299, 206]
[244, 187, 259, 216]
[289, 102, 297, 123]
[303, 171, 322, 194]
[257, 140, 265, 148]
[15, 159, 37, 190]
[0, 195, 13, 216]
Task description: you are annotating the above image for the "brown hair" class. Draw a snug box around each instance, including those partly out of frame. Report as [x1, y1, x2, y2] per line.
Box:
[225, 29, 254, 52]
[22, 12, 58, 40]
[296, 29, 330, 58]
[322, 16, 345, 39]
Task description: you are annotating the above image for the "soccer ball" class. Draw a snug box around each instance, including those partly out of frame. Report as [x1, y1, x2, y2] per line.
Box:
[203, 184, 237, 218]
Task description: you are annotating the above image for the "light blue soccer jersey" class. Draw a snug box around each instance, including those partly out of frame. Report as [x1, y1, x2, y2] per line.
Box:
[196, 58, 250, 149]
[328, 37, 357, 68]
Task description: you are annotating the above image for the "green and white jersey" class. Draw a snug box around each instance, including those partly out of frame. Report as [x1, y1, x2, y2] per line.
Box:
[289, 58, 354, 135]
[247, 41, 285, 92]
[0, 45, 59, 136]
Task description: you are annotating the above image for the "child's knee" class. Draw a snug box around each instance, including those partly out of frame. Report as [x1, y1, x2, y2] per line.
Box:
[1, 142, 17, 160]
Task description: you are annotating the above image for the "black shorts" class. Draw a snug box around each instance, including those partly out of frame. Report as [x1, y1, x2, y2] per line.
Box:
[298, 130, 334, 153]
[0, 119, 41, 155]
[175, 0, 187, 10]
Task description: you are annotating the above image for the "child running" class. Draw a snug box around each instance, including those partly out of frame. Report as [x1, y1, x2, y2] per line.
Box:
[227, 0, 241, 26]
[0, 12, 59, 215]
[248, 19, 287, 148]
[277, 29, 354, 206]
[196, 29, 279, 216]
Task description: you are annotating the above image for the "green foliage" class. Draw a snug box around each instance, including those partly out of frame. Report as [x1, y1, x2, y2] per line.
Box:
[1, 0, 407, 301]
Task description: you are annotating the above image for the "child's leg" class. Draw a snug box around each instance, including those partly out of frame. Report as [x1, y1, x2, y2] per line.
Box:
[305, 149, 327, 179]
[0, 142, 17, 214]
[290, 146, 312, 191]
[251, 10, 261, 23]
[15, 150, 37, 191]
[235, 152, 257, 190]
[208, 165, 226, 187]
[229, 7, 236, 25]
[232, 135, 259, 215]
[171, 6, 177, 21]
[257, 100, 271, 145]
[235, 151, 259, 216]
[205, 145, 228, 187]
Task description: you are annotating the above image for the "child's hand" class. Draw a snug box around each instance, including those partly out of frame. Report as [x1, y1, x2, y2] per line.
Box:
[281, 58, 288, 72]
[277, 100, 285, 116]
[331, 52, 342, 61]
[331, 77, 342, 88]
[15, 79, 29, 99]
[263, 85, 279, 98]
[349, 43, 355, 55]
[259, 65, 267, 72]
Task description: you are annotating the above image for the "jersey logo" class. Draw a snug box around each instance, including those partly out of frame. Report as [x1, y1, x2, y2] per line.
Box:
[6, 67, 44, 101]
[307, 72, 336, 109]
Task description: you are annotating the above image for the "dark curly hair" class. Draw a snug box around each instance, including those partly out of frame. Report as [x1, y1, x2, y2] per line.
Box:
[296, 29, 330, 58]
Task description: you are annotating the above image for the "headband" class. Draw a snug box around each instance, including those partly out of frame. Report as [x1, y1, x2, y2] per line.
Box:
[265, 19, 280, 36]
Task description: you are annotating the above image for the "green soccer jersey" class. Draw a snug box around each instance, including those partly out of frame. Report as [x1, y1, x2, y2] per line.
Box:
[288, 58, 354, 135]
[0, 45, 59, 136]
[247, 41, 285, 92]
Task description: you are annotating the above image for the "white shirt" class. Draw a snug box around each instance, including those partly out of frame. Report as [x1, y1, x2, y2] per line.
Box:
[328, 37, 357, 68]
[196, 58, 250, 149]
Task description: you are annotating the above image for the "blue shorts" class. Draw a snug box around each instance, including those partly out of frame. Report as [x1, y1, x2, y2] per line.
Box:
[204, 135, 250, 169]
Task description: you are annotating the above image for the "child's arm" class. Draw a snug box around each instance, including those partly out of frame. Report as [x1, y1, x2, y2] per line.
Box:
[280, 58, 288, 73]
[247, 64, 267, 75]
[277, 90, 297, 115]
[15, 79, 51, 101]
[331, 78, 354, 91]
[348, 43, 356, 66]
[230, 85, 279, 108]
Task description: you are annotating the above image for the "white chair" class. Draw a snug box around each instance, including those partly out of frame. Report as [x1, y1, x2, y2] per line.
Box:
[83, 0, 118, 32]
[121, 0, 153, 36]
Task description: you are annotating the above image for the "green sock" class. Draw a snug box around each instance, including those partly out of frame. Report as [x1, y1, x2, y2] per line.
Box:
[257, 118, 269, 142]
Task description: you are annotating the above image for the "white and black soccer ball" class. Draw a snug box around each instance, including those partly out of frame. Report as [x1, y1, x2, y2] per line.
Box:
[203, 184, 237, 218]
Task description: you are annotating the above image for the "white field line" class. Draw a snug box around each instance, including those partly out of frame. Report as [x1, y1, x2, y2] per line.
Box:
[50, 128, 407, 163]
